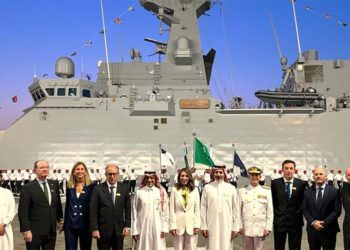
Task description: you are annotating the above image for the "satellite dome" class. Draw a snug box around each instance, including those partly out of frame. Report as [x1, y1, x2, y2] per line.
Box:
[55, 57, 75, 78]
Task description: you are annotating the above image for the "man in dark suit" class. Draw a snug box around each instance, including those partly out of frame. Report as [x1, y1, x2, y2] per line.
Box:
[303, 166, 341, 250]
[90, 163, 131, 250]
[341, 166, 350, 250]
[271, 159, 307, 250]
[18, 160, 63, 250]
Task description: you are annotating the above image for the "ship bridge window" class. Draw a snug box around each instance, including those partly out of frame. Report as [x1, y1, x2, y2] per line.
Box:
[32, 93, 38, 102]
[68, 88, 77, 96]
[46, 88, 55, 96]
[39, 89, 45, 98]
[82, 89, 91, 98]
[305, 65, 324, 83]
[57, 88, 66, 96]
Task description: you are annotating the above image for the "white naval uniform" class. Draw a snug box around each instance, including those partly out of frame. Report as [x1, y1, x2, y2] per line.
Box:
[132, 186, 169, 250]
[169, 187, 200, 250]
[238, 185, 273, 250]
[200, 180, 240, 250]
[0, 187, 16, 250]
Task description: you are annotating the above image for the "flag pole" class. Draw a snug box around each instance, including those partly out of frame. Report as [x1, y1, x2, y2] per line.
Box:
[159, 144, 162, 171]
[232, 143, 235, 169]
[192, 130, 196, 169]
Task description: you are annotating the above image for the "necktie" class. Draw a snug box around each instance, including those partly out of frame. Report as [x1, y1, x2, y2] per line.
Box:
[317, 187, 323, 208]
[285, 182, 291, 199]
[43, 181, 49, 202]
[110, 186, 115, 205]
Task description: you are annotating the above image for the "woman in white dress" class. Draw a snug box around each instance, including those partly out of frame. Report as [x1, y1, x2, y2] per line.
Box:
[0, 174, 16, 250]
[170, 168, 200, 250]
[131, 170, 169, 250]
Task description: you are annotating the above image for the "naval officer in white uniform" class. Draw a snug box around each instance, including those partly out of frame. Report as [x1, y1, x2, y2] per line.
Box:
[238, 166, 273, 250]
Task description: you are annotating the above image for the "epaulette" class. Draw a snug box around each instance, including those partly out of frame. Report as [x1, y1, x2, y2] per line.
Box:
[262, 185, 270, 189]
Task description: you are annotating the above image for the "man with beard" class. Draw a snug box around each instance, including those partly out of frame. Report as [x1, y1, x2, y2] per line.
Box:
[131, 170, 169, 250]
[200, 164, 240, 250]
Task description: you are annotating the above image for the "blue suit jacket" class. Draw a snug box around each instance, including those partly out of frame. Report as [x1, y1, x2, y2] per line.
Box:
[64, 184, 95, 231]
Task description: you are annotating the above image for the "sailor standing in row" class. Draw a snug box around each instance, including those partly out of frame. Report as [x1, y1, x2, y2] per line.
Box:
[238, 167, 273, 250]
[327, 169, 335, 186]
[1, 170, 10, 190]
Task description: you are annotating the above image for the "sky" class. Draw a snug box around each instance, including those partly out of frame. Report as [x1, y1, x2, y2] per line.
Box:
[0, 0, 349, 130]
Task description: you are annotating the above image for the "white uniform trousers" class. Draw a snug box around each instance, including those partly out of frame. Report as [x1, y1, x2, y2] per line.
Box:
[243, 235, 264, 250]
[173, 233, 198, 250]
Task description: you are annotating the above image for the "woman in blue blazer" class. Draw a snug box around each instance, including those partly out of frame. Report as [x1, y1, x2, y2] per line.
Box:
[63, 161, 95, 250]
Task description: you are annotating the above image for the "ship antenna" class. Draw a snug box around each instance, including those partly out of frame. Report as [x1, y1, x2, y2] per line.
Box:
[290, 0, 303, 59]
[33, 64, 38, 81]
[268, 12, 283, 60]
[99, 0, 112, 83]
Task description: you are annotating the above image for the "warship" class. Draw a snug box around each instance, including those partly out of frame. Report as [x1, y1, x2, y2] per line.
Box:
[0, 0, 349, 174]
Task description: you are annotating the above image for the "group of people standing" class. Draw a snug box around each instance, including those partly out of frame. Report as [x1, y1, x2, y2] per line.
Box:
[0, 159, 350, 250]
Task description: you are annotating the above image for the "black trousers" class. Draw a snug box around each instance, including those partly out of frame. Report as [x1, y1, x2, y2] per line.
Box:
[26, 233, 57, 250]
[273, 227, 302, 250]
[97, 234, 124, 250]
[307, 231, 337, 250]
[129, 180, 136, 193]
[344, 223, 350, 250]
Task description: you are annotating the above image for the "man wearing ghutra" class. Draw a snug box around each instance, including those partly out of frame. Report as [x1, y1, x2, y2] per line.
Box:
[200, 163, 240, 250]
[131, 169, 169, 250]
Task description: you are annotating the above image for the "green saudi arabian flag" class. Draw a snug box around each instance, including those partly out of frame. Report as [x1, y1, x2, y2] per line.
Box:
[194, 137, 214, 167]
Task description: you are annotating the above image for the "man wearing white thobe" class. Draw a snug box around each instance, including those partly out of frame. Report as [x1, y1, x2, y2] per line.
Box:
[201, 164, 240, 250]
[0, 174, 16, 250]
[132, 171, 169, 250]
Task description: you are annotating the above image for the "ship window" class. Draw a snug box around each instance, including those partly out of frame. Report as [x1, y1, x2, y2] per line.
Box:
[68, 88, 77, 96]
[208, 118, 214, 123]
[161, 118, 167, 124]
[304, 65, 324, 83]
[154, 118, 159, 123]
[35, 91, 41, 100]
[57, 88, 66, 96]
[154, 125, 158, 130]
[46, 88, 54, 96]
[82, 89, 91, 97]
[39, 89, 45, 98]
[32, 93, 38, 102]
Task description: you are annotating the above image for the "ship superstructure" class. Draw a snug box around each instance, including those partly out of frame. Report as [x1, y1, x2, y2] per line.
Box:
[0, 0, 349, 174]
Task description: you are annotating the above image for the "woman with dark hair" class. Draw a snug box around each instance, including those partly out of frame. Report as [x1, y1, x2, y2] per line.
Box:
[169, 168, 200, 250]
[63, 161, 95, 250]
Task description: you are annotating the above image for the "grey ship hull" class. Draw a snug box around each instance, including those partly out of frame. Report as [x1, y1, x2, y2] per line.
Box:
[0, 102, 348, 174]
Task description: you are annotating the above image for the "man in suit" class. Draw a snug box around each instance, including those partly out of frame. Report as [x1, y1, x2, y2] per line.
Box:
[271, 159, 307, 250]
[341, 166, 350, 250]
[303, 166, 341, 250]
[18, 160, 63, 250]
[90, 163, 131, 250]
